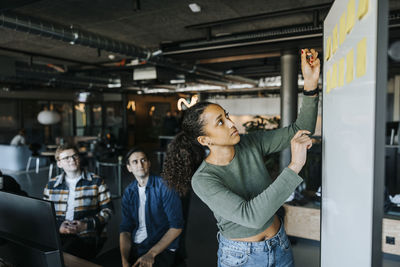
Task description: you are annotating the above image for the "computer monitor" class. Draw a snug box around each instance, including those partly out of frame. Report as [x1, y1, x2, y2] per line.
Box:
[0, 191, 64, 267]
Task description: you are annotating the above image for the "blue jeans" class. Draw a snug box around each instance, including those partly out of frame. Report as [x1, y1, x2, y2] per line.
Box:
[217, 220, 294, 267]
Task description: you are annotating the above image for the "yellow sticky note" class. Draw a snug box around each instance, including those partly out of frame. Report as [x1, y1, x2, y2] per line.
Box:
[339, 57, 345, 87]
[339, 12, 346, 45]
[332, 24, 338, 54]
[331, 63, 338, 89]
[358, 0, 369, 20]
[346, 0, 356, 34]
[346, 48, 354, 84]
[325, 36, 332, 61]
[326, 69, 332, 93]
[356, 38, 367, 78]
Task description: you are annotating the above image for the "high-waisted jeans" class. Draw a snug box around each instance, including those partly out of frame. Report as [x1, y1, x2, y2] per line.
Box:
[217, 220, 295, 267]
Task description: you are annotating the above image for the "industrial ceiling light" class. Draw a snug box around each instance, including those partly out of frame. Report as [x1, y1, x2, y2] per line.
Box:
[189, 3, 201, 13]
[151, 50, 162, 57]
[170, 79, 186, 84]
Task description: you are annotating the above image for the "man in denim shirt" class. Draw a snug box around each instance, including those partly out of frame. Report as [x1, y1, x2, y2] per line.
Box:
[120, 148, 183, 267]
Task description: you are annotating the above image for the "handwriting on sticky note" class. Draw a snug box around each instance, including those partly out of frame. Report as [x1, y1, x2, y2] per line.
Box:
[339, 12, 346, 45]
[346, 0, 356, 34]
[339, 57, 345, 87]
[358, 0, 369, 20]
[346, 48, 354, 84]
[332, 24, 338, 54]
[356, 38, 367, 78]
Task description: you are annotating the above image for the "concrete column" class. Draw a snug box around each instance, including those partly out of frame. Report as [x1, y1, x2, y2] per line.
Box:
[280, 49, 298, 171]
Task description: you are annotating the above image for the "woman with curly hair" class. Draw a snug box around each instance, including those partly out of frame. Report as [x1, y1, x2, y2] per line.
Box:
[162, 49, 320, 267]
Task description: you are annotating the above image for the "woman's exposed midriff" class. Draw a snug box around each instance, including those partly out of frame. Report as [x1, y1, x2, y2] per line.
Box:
[230, 215, 281, 242]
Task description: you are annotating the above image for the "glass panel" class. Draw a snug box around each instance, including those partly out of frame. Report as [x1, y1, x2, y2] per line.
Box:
[92, 104, 102, 127]
[105, 102, 123, 143]
[74, 103, 89, 136]
[0, 99, 19, 143]
[22, 100, 45, 145]
[51, 102, 73, 142]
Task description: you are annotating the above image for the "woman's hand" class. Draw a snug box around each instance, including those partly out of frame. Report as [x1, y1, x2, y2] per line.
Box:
[288, 130, 313, 174]
[301, 48, 320, 91]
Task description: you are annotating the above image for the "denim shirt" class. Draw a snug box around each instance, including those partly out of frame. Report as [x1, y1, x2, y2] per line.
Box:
[120, 175, 184, 255]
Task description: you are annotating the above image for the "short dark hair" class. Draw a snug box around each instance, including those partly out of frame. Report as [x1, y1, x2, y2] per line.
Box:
[125, 147, 149, 165]
[55, 144, 79, 161]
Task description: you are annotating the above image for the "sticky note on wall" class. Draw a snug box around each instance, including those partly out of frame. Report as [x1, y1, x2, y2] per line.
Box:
[339, 13, 346, 45]
[358, 0, 369, 19]
[356, 38, 367, 78]
[326, 36, 332, 61]
[346, 48, 354, 84]
[339, 57, 345, 87]
[346, 0, 356, 34]
[326, 69, 332, 93]
[331, 63, 338, 89]
[332, 25, 338, 54]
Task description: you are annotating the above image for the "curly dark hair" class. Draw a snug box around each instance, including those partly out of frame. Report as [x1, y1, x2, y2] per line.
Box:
[162, 102, 213, 196]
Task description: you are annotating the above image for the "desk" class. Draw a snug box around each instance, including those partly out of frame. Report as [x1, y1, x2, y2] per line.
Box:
[283, 204, 400, 255]
[64, 253, 102, 267]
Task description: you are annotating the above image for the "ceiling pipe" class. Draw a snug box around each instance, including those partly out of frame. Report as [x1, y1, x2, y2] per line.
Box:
[0, 12, 150, 59]
[163, 24, 322, 55]
[0, 12, 258, 85]
[185, 3, 332, 29]
[0, 46, 104, 67]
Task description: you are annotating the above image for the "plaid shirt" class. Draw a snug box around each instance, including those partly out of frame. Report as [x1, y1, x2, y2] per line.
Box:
[43, 170, 113, 238]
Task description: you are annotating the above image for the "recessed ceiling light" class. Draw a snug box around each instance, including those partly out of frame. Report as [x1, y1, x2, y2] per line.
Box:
[170, 79, 186, 84]
[215, 32, 231, 37]
[189, 3, 201, 13]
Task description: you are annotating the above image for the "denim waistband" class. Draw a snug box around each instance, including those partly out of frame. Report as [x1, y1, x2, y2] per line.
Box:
[217, 219, 287, 252]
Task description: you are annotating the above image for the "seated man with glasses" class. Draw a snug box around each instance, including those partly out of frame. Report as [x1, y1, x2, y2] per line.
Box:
[43, 144, 113, 260]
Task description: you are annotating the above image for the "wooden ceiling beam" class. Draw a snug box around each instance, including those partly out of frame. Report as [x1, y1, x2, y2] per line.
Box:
[196, 52, 281, 64]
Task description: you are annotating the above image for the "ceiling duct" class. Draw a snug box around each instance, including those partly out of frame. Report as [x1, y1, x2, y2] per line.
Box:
[0, 12, 258, 86]
[0, 12, 150, 59]
[162, 24, 323, 55]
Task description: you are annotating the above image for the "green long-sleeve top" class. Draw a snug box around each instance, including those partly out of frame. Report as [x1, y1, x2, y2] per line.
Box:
[191, 96, 319, 239]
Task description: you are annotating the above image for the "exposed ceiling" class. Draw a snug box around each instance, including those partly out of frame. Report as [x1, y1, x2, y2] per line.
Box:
[0, 0, 400, 94]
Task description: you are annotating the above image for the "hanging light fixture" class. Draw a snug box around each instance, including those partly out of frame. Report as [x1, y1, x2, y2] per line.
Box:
[37, 106, 61, 125]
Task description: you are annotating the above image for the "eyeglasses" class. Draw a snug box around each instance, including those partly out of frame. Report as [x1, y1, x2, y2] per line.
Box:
[59, 154, 79, 162]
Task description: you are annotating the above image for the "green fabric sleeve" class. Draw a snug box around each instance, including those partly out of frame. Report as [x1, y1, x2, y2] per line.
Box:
[192, 167, 303, 229]
[248, 95, 319, 155]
